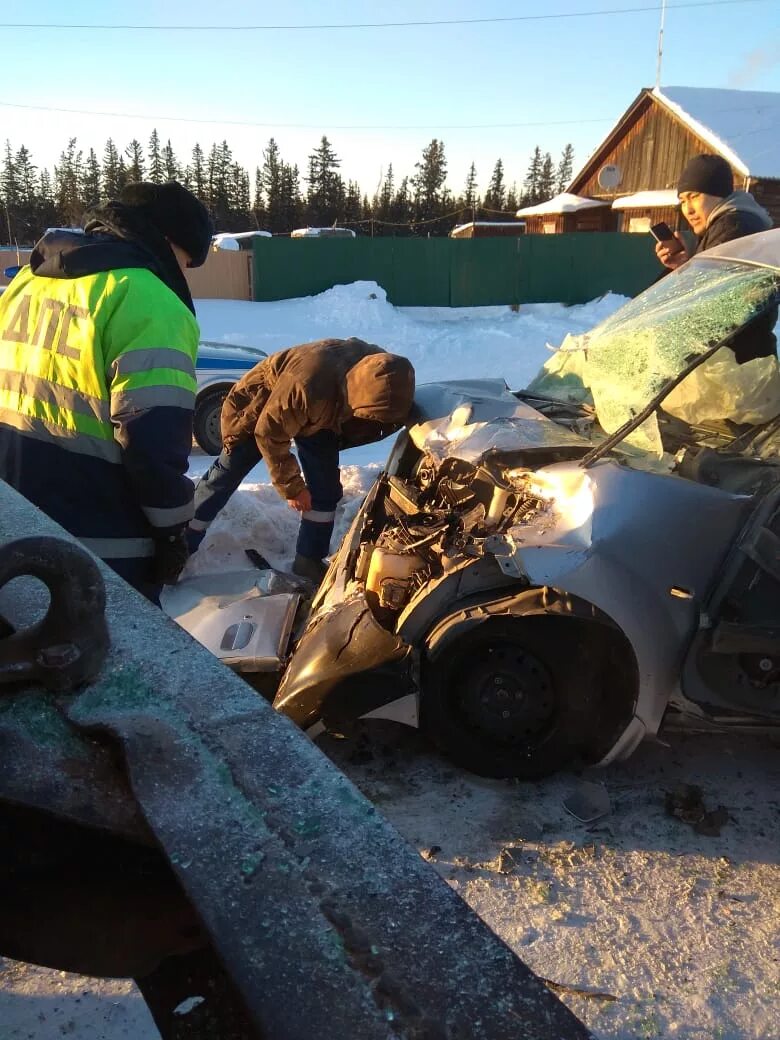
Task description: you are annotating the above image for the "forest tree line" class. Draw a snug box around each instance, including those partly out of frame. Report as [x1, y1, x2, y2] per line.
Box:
[0, 131, 575, 244]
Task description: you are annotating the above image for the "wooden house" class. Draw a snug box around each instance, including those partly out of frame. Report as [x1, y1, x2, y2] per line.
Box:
[568, 86, 780, 232]
[515, 192, 613, 234]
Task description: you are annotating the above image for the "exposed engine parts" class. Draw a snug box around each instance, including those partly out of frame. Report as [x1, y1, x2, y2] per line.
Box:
[355, 455, 548, 619]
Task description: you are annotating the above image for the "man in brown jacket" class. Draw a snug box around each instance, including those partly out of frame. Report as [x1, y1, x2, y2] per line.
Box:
[187, 337, 415, 581]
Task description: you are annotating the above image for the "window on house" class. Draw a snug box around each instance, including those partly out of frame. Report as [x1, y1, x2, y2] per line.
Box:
[628, 216, 652, 233]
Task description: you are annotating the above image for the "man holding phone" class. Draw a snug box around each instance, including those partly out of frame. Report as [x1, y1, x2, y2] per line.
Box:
[655, 153, 772, 271]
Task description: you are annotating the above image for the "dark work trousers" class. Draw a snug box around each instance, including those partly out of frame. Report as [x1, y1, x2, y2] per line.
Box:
[191, 432, 343, 561]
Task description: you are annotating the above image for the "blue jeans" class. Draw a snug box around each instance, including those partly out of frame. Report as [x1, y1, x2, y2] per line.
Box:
[192, 433, 343, 560]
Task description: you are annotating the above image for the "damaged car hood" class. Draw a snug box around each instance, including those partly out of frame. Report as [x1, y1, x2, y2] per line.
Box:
[407, 379, 592, 463]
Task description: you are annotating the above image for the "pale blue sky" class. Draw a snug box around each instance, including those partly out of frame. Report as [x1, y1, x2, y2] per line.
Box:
[2, 0, 779, 198]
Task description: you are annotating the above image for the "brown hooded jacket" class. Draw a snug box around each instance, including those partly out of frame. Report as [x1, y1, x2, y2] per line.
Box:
[220, 337, 415, 498]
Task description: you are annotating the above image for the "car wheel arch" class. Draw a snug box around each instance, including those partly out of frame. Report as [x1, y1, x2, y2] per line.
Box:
[196, 380, 234, 404]
[421, 585, 640, 767]
[423, 585, 625, 656]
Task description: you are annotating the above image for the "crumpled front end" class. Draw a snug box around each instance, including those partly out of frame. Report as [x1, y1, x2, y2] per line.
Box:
[274, 380, 599, 731]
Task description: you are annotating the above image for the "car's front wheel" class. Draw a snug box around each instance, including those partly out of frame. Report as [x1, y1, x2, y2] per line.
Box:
[193, 388, 228, 456]
[421, 617, 599, 779]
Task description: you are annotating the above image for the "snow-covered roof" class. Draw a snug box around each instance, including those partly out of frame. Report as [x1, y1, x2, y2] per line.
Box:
[214, 231, 272, 241]
[653, 87, 780, 179]
[515, 193, 608, 217]
[453, 221, 526, 229]
[290, 227, 356, 238]
[450, 221, 526, 235]
[611, 190, 680, 210]
[212, 231, 272, 251]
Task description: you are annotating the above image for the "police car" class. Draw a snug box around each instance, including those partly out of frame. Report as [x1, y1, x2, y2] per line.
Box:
[195, 341, 267, 455]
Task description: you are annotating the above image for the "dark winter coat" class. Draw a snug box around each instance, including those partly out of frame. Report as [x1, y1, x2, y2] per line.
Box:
[221, 338, 415, 498]
[695, 192, 776, 364]
[695, 191, 772, 254]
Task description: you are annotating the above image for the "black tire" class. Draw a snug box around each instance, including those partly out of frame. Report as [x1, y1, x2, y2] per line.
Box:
[421, 616, 599, 780]
[193, 388, 228, 456]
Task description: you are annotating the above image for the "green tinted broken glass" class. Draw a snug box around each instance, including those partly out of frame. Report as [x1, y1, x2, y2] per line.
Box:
[527, 257, 780, 454]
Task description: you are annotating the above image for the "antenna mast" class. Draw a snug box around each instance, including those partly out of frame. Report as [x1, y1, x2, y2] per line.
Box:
[655, 0, 667, 89]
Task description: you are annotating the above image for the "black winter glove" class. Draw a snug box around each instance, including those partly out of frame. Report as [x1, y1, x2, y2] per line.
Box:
[150, 528, 190, 585]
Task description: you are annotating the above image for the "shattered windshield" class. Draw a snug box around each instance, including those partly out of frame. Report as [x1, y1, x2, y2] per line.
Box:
[528, 257, 780, 454]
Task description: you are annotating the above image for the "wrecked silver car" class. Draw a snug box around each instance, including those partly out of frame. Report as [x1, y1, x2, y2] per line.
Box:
[168, 230, 780, 779]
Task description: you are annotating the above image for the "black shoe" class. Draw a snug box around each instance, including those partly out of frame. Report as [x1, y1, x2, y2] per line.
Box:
[292, 554, 328, 584]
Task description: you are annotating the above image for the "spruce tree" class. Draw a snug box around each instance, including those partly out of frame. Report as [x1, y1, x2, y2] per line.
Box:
[463, 162, 478, 211]
[260, 138, 284, 233]
[374, 164, 394, 223]
[148, 129, 164, 184]
[125, 139, 145, 183]
[412, 138, 447, 227]
[252, 166, 266, 227]
[13, 145, 39, 241]
[230, 162, 251, 227]
[522, 147, 542, 206]
[391, 176, 413, 233]
[54, 138, 84, 226]
[102, 139, 124, 198]
[82, 148, 102, 207]
[538, 152, 556, 202]
[305, 136, 343, 226]
[556, 143, 574, 194]
[188, 144, 207, 197]
[37, 169, 59, 234]
[484, 159, 506, 212]
[506, 182, 519, 215]
[344, 180, 362, 224]
[162, 139, 181, 182]
[1, 140, 20, 243]
[206, 141, 233, 227]
[280, 162, 303, 232]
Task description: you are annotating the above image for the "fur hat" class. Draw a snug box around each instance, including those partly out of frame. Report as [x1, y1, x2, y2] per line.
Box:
[677, 155, 734, 199]
[118, 181, 213, 267]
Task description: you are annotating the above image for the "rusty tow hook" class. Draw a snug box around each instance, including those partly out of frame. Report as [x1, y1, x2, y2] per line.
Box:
[0, 536, 109, 692]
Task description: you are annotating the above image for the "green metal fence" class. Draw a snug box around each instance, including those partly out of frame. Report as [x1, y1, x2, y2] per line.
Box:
[252, 233, 661, 307]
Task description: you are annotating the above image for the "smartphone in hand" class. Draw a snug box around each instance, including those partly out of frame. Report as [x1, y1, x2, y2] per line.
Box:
[649, 222, 684, 253]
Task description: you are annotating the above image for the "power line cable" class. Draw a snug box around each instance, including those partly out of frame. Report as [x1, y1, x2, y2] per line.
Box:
[0, 100, 616, 131]
[0, 0, 768, 30]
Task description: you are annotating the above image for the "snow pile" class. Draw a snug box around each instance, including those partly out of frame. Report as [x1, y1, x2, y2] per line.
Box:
[195, 280, 626, 386]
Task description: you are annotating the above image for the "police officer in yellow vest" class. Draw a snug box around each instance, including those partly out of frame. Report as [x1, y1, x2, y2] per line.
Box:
[0, 181, 213, 602]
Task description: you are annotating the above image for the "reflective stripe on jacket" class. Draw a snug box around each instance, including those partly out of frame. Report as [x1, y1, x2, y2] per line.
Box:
[0, 265, 199, 556]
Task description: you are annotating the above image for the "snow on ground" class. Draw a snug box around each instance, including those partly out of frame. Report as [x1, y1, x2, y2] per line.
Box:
[4, 283, 779, 1039]
[322, 723, 780, 1040]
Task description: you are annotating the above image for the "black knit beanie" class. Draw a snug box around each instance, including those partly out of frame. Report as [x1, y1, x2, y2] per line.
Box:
[118, 181, 213, 267]
[677, 155, 734, 199]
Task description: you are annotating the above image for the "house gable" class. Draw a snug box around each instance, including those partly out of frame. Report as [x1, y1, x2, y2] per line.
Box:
[569, 88, 751, 202]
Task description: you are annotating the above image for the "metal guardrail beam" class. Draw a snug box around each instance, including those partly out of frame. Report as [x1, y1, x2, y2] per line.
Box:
[0, 480, 591, 1040]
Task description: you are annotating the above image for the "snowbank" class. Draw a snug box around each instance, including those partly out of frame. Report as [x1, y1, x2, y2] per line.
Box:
[195, 280, 625, 387]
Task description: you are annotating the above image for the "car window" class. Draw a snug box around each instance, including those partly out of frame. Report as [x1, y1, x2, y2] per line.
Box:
[529, 257, 780, 455]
